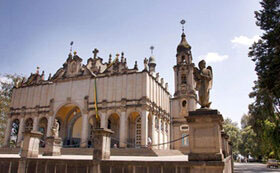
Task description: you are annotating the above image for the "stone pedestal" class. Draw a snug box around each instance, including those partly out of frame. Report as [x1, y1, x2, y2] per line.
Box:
[186, 109, 224, 161]
[43, 136, 62, 156]
[20, 131, 42, 158]
[92, 128, 114, 160]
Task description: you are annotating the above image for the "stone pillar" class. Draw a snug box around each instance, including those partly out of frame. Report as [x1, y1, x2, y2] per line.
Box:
[93, 128, 114, 160]
[151, 114, 156, 148]
[158, 117, 162, 149]
[167, 122, 171, 150]
[186, 109, 224, 161]
[141, 110, 148, 147]
[119, 111, 127, 148]
[3, 117, 12, 147]
[17, 117, 25, 146]
[33, 116, 39, 131]
[162, 120, 166, 150]
[100, 112, 107, 129]
[43, 136, 62, 156]
[20, 131, 42, 158]
[46, 116, 53, 137]
[80, 114, 89, 148]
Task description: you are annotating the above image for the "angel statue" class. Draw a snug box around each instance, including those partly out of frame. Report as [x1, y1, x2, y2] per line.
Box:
[51, 119, 60, 138]
[193, 60, 213, 108]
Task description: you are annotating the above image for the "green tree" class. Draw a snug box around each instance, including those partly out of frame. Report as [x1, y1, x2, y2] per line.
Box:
[0, 74, 22, 146]
[248, 0, 280, 159]
[223, 118, 241, 159]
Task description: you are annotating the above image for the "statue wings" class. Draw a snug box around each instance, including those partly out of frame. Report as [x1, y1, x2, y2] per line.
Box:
[207, 66, 213, 90]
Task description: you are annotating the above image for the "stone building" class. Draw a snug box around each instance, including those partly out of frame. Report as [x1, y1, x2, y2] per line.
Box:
[3, 32, 196, 151]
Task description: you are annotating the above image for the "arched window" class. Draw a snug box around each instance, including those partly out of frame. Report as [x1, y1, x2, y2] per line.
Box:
[107, 119, 111, 129]
[182, 133, 189, 146]
[181, 74, 187, 84]
[155, 117, 159, 130]
[25, 118, 33, 132]
[182, 100, 187, 107]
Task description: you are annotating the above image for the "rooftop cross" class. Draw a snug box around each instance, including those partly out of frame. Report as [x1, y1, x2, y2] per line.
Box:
[93, 48, 99, 59]
[180, 19, 186, 33]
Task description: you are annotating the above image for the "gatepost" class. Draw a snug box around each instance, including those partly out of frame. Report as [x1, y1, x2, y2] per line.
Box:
[18, 131, 42, 173]
[92, 128, 114, 173]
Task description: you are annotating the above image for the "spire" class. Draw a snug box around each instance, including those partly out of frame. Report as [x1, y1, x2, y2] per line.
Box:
[148, 46, 156, 73]
[177, 19, 191, 53]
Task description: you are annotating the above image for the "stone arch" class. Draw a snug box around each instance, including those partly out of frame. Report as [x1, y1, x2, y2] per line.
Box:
[38, 117, 48, 137]
[127, 111, 141, 147]
[24, 118, 33, 132]
[55, 103, 82, 147]
[87, 114, 101, 147]
[107, 113, 120, 147]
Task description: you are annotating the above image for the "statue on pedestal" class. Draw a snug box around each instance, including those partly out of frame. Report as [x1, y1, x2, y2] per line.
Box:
[51, 119, 59, 138]
[194, 60, 213, 108]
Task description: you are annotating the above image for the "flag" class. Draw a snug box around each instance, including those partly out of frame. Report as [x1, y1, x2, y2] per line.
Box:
[93, 78, 99, 119]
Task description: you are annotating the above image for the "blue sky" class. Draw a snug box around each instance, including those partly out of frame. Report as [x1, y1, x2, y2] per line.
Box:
[0, 0, 261, 125]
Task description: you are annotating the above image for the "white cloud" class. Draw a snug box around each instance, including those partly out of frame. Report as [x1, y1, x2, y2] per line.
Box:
[231, 35, 260, 46]
[199, 52, 229, 63]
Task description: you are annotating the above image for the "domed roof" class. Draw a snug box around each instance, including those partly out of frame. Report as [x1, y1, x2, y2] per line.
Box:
[149, 55, 156, 64]
[177, 33, 191, 53]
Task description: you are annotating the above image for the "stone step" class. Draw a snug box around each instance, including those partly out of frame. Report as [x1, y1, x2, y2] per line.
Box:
[0, 147, 184, 157]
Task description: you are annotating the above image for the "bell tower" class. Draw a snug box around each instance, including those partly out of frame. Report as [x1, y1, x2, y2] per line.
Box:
[171, 20, 197, 151]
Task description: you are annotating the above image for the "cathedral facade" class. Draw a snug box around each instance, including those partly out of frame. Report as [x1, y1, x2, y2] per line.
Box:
[3, 32, 196, 151]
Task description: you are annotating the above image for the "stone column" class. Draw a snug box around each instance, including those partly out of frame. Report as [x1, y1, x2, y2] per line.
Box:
[158, 117, 162, 149]
[93, 128, 114, 160]
[151, 114, 156, 148]
[141, 110, 149, 147]
[162, 120, 166, 150]
[3, 117, 12, 147]
[167, 122, 171, 150]
[100, 112, 107, 129]
[80, 113, 89, 148]
[17, 116, 25, 146]
[33, 116, 39, 131]
[46, 116, 53, 137]
[119, 111, 127, 148]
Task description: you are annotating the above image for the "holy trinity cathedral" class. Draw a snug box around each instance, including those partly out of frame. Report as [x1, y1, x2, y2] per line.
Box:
[3, 31, 197, 152]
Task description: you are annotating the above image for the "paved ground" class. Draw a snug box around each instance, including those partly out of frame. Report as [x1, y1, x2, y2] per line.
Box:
[234, 162, 280, 173]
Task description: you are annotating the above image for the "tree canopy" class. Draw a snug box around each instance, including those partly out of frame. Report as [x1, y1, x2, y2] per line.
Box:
[248, 0, 280, 159]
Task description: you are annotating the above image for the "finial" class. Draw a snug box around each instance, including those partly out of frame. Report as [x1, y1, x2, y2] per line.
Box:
[93, 48, 99, 59]
[70, 41, 74, 54]
[121, 52, 124, 62]
[150, 46, 154, 55]
[73, 51, 77, 56]
[180, 19, 186, 33]
[48, 73, 52, 80]
[134, 61, 138, 70]
[109, 54, 112, 63]
[36, 67, 40, 74]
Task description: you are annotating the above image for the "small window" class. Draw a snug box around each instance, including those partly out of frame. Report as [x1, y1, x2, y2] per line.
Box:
[182, 133, 189, 146]
[107, 120, 111, 129]
[182, 100, 187, 107]
[181, 74, 187, 84]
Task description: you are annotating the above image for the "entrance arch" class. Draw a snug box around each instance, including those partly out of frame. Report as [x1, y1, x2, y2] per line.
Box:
[55, 103, 82, 147]
[128, 112, 141, 148]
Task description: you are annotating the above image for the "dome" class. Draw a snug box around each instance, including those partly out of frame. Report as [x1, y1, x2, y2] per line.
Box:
[177, 33, 191, 53]
[149, 55, 156, 64]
